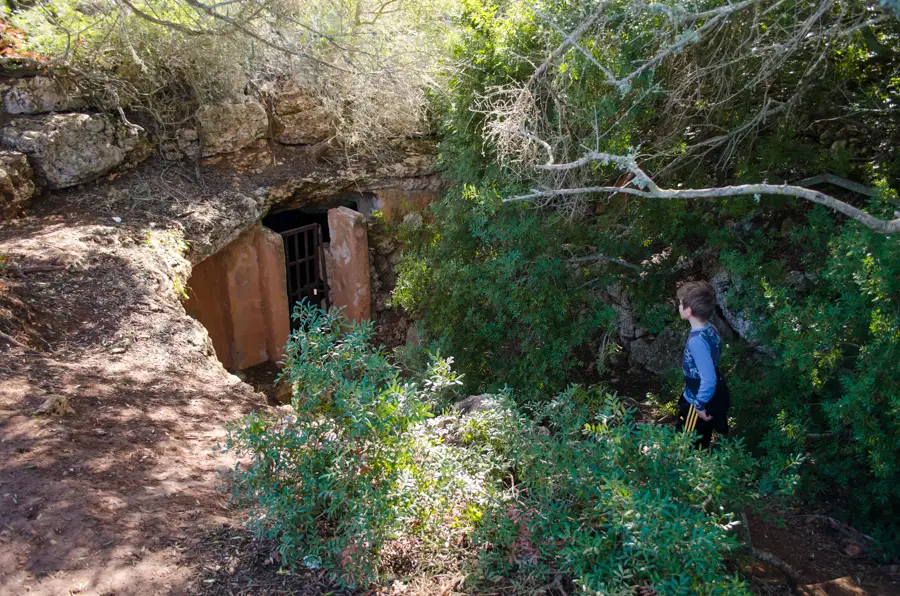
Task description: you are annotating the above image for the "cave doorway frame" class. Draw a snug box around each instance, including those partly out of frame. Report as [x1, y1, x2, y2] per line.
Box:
[281, 222, 329, 324]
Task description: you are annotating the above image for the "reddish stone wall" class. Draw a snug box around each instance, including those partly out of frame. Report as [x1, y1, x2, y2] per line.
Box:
[325, 207, 371, 323]
[372, 188, 439, 223]
[184, 224, 290, 371]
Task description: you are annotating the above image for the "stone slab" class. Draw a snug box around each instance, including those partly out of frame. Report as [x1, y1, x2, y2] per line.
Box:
[256, 226, 290, 363]
[326, 207, 371, 322]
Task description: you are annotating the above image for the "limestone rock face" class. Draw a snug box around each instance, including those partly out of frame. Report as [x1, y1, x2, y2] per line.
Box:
[711, 271, 754, 340]
[197, 100, 268, 156]
[270, 83, 331, 145]
[2, 76, 85, 115]
[0, 113, 150, 189]
[160, 127, 201, 161]
[0, 151, 36, 221]
[627, 325, 686, 375]
[605, 284, 646, 344]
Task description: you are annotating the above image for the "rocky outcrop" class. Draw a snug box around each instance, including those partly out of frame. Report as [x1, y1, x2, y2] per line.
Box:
[0, 151, 36, 221]
[1, 114, 150, 189]
[454, 394, 503, 415]
[268, 82, 332, 145]
[710, 270, 775, 356]
[2, 76, 85, 115]
[267, 140, 440, 207]
[627, 325, 685, 375]
[368, 219, 409, 348]
[605, 281, 739, 373]
[196, 100, 268, 156]
[710, 271, 754, 340]
[605, 284, 647, 345]
[160, 127, 201, 161]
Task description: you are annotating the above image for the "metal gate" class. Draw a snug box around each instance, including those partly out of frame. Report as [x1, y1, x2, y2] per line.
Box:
[281, 223, 328, 318]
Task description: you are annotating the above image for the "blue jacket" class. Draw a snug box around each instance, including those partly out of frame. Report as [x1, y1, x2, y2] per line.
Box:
[682, 324, 722, 411]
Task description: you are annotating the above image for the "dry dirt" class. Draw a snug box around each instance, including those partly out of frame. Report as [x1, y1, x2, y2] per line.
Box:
[0, 151, 337, 595]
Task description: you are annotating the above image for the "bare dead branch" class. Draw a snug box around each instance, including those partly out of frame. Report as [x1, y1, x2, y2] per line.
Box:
[527, 2, 612, 87]
[567, 254, 643, 271]
[507, 151, 900, 233]
[181, 0, 355, 73]
[508, 182, 900, 234]
[0, 330, 28, 350]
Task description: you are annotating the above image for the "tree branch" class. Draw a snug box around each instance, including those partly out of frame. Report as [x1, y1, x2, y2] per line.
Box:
[567, 254, 643, 270]
[509, 152, 900, 234]
[527, 2, 612, 87]
[114, 0, 207, 35]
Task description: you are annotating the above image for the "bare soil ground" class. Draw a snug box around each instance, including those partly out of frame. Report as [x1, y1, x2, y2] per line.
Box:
[1, 152, 897, 595]
[0, 152, 334, 595]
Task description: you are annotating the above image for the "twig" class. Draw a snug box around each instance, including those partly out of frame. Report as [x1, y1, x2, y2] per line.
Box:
[0, 330, 28, 349]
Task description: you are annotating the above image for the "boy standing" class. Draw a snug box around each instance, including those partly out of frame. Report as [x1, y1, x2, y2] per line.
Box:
[676, 281, 730, 449]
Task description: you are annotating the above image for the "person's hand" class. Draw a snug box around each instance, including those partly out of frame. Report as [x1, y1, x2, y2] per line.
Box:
[697, 409, 712, 422]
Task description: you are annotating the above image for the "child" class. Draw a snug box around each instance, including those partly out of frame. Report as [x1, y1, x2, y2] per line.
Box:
[676, 281, 730, 449]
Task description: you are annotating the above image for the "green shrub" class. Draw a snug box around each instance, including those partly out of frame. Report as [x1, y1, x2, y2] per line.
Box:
[223, 304, 774, 592]
[394, 184, 618, 397]
[223, 302, 498, 587]
[470, 386, 777, 595]
[717, 192, 900, 546]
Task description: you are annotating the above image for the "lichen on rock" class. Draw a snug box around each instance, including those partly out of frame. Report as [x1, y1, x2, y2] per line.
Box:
[196, 100, 268, 156]
[0, 150, 36, 221]
[2, 76, 86, 115]
[1, 113, 151, 189]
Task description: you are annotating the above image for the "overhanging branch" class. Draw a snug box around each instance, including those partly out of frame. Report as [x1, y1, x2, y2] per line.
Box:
[509, 152, 900, 234]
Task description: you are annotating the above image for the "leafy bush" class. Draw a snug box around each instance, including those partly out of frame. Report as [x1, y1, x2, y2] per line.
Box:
[222, 303, 501, 587]
[224, 304, 775, 591]
[470, 386, 775, 595]
[713, 191, 900, 546]
[393, 0, 900, 547]
[394, 184, 618, 396]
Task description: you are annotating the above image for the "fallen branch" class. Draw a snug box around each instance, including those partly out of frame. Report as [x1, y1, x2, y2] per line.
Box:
[0, 330, 28, 350]
[567, 253, 643, 271]
[749, 546, 802, 589]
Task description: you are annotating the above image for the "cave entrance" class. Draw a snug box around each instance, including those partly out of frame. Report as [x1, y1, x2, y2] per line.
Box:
[262, 205, 339, 326]
[281, 223, 328, 321]
[184, 197, 373, 373]
[262, 196, 374, 329]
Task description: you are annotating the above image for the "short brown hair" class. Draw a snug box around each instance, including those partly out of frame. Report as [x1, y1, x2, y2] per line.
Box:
[677, 281, 716, 319]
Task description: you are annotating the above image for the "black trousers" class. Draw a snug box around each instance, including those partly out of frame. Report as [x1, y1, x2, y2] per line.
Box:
[675, 391, 729, 450]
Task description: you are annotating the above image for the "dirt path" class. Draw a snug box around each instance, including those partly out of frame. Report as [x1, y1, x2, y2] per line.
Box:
[0, 160, 291, 595]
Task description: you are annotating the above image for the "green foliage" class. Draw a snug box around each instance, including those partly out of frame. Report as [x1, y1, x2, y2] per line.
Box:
[392, 0, 900, 550]
[394, 184, 617, 396]
[470, 387, 775, 595]
[223, 302, 497, 587]
[716, 189, 900, 544]
[225, 307, 769, 590]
